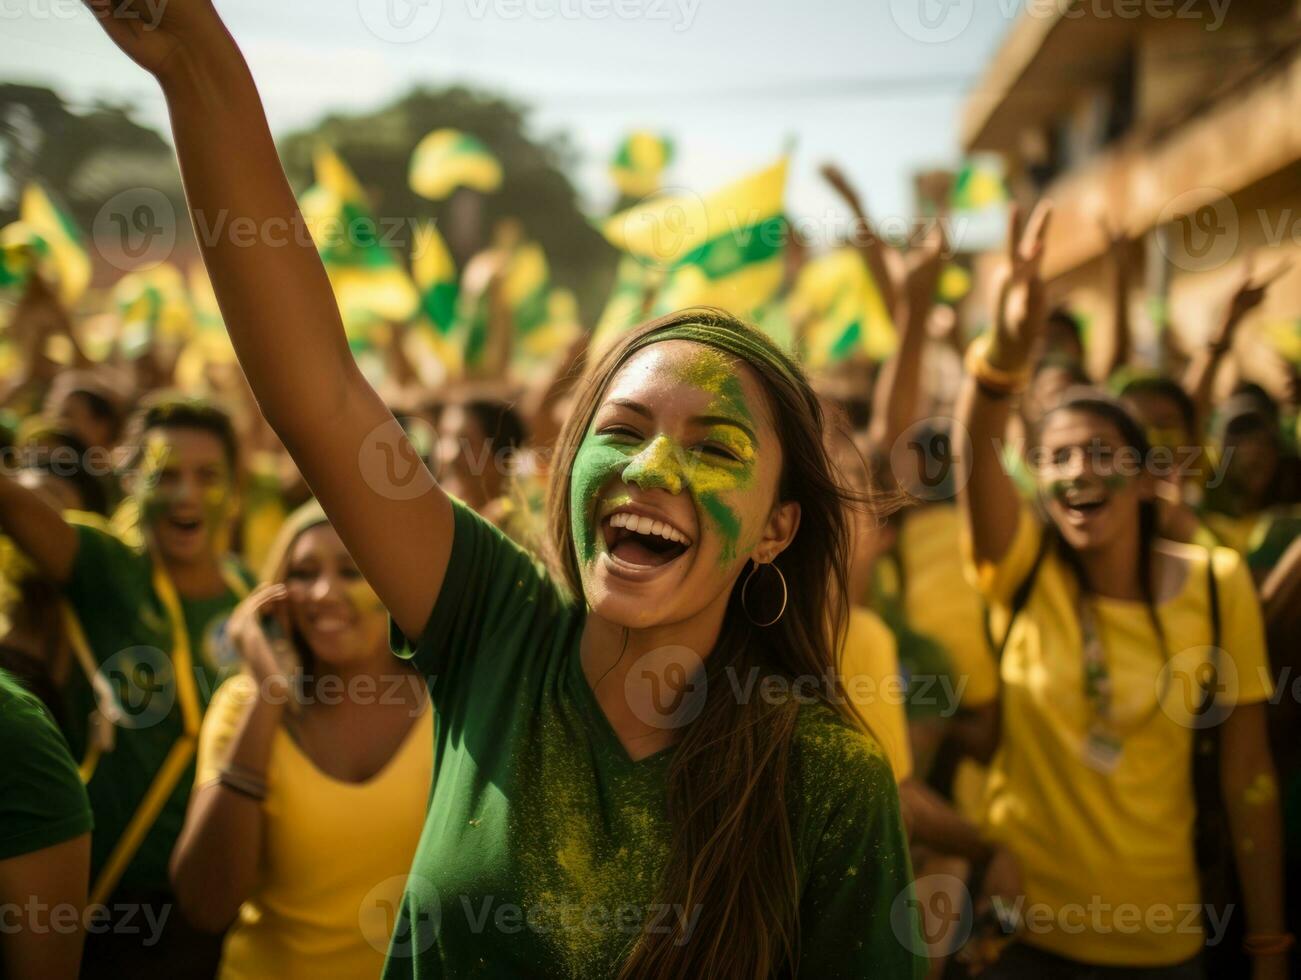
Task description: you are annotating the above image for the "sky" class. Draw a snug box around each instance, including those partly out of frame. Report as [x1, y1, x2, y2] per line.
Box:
[2, 0, 1021, 238]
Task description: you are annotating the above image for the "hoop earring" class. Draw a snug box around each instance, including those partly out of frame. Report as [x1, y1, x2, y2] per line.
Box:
[742, 560, 788, 628]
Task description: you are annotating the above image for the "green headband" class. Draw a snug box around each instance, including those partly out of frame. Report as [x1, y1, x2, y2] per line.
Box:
[614, 318, 806, 397]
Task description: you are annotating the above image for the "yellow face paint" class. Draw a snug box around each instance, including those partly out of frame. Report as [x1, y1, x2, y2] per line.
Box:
[344, 578, 385, 616]
[571, 344, 764, 567]
[1243, 772, 1278, 807]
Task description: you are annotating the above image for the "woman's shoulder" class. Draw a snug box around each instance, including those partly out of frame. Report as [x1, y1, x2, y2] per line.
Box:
[1154, 539, 1249, 594]
[790, 701, 897, 805]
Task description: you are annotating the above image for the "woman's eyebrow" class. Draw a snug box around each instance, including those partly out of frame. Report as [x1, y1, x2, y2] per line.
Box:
[693, 415, 756, 443]
[607, 398, 653, 419]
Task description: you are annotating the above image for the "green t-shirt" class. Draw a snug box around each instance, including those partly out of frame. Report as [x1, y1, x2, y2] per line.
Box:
[61, 522, 250, 894]
[0, 667, 93, 861]
[384, 499, 924, 979]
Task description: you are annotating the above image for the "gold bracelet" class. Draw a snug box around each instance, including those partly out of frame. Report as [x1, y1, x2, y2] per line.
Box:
[965, 336, 1030, 395]
[1244, 932, 1295, 956]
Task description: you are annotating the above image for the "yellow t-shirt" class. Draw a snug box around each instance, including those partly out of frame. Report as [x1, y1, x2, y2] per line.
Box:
[195, 674, 434, 980]
[841, 606, 914, 783]
[969, 510, 1271, 966]
[899, 504, 999, 707]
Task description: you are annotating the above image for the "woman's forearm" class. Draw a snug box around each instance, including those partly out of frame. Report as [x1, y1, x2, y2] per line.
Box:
[158, 43, 357, 443]
[954, 377, 1020, 567]
[171, 692, 283, 932]
[1220, 704, 1287, 941]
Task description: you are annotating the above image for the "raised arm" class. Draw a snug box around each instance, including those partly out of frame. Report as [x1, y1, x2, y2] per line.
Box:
[84, 0, 450, 637]
[1183, 261, 1288, 437]
[865, 222, 944, 460]
[954, 203, 1052, 567]
[1092, 217, 1131, 382]
[819, 163, 902, 324]
[0, 474, 77, 586]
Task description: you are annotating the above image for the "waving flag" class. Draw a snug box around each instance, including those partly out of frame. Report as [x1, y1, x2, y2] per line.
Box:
[0, 185, 91, 306]
[301, 145, 419, 342]
[790, 247, 895, 368]
[604, 157, 789, 322]
[610, 131, 674, 199]
[113, 262, 195, 360]
[412, 220, 458, 334]
[409, 129, 503, 201]
[951, 158, 1007, 212]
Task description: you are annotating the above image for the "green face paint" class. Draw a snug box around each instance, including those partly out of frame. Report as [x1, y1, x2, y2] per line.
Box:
[570, 345, 762, 568]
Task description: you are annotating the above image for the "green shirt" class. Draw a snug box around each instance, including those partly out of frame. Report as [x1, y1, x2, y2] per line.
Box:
[61, 522, 250, 893]
[0, 667, 93, 861]
[384, 499, 924, 979]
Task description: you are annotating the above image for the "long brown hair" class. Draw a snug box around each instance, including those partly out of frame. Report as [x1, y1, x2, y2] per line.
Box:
[546, 308, 863, 978]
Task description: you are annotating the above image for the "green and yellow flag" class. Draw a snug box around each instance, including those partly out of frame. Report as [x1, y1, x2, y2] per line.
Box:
[113, 262, 195, 360]
[951, 158, 1007, 212]
[604, 156, 789, 322]
[610, 131, 674, 200]
[0, 185, 92, 306]
[790, 247, 895, 368]
[301, 145, 419, 343]
[409, 129, 503, 201]
[412, 220, 458, 334]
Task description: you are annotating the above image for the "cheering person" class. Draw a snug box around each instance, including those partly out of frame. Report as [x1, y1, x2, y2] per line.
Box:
[80, 4, 925, 976]
[172, 504, 431, 979]
[0, 393, 251, 977]
[955, 204, 1289, 977]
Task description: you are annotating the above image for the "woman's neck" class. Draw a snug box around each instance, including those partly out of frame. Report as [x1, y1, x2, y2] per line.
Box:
[1077, 532, 1145, 601]
[162, 553, 230, 599]
[578, 595, 729, 760]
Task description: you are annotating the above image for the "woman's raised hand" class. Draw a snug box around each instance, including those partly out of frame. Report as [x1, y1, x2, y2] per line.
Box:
[80, 0, 229, 81]
[988, 200, 1053, 373]
[228, 584, 300, 709]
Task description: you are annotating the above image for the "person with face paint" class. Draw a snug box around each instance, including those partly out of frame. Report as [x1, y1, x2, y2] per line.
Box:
[172, 503, 431, 979]
[954, 204, 1290, 978]
[80, 8, 925, 977]
[0, 393, 253, 978]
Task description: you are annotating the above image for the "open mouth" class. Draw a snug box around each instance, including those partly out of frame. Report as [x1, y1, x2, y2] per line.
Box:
[169, 515, 203, 535]
[601, 509, 692, 569]
[1061, 484, 1107, 517]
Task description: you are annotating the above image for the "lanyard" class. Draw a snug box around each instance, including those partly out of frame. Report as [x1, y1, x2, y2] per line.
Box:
[1077, 595, 1171, 744]
[73, 555, 248, 906]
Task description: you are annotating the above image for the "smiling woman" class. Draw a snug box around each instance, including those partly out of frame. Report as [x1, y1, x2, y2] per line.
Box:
[75, 4, 925, 976]
[953, 206, 1287, 977]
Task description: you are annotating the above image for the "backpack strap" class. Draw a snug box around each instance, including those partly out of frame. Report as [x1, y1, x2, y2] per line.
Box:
[995, 529, 1052, 662]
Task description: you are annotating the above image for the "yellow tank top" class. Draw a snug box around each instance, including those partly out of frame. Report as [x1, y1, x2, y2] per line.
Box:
[196, 674, 434, 980]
